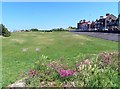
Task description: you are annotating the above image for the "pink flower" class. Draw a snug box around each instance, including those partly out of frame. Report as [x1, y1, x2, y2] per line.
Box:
[72, 69, 76, 73]
[59, 69, 76, 77]
[29, 70, 37, 77]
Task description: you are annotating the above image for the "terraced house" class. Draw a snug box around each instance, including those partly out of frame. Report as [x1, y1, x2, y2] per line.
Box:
[77, 13, 119, 31]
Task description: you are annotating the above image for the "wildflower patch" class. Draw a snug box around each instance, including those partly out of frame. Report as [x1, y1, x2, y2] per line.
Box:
[23, 52, 119, 87]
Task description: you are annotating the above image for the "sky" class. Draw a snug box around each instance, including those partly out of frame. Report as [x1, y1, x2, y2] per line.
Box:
[2, 0, 120, 2]
[2, 2, 118, 31]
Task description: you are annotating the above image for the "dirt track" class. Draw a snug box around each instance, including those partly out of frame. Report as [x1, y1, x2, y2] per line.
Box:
[72, 32, 120, 42]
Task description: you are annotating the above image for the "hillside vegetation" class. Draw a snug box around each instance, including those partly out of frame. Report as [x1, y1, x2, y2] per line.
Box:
[2, 32, 118, 87]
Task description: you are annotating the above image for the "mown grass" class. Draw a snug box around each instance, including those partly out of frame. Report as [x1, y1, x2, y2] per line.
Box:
[2, 31, 118, 87]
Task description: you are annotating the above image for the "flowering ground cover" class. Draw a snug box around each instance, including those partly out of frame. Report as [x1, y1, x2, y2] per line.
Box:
[2, 32, 118, 87]
[25, 52, 119, 87]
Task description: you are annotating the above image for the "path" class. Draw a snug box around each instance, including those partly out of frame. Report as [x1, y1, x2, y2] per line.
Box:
[72, 32, 120, 42]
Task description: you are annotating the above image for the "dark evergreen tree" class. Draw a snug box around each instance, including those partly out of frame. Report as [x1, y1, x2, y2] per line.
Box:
[0, 24, 11, 37]
[30, 28, 39, 31]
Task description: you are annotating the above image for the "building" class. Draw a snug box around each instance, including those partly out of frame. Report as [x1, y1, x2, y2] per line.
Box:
[77, 20, 91, 31]
[77, 13, 119, 31]
[101, 13, 118, 31]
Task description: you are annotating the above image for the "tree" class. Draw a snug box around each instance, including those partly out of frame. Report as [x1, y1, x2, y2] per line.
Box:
[68, 26, 77, 29]
[0, 24, 11, 37]
[30, 28, 39, 31]
[51, 28, 65, 31]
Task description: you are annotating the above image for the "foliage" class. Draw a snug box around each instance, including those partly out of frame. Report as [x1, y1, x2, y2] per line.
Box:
[39, 30, 53, 32]
[0, 24, 11, 37]
[51, 28, 68, 31]
[19, 27, 68, 32]
[68, 26, 77, 30]
[2, 32, 118, 87]
[30, 28, 39, 31]
[25, 52, 119, 87]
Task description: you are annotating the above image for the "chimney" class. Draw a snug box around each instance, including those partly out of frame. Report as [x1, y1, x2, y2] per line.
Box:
[100, 16, 103, 19]
[106, 13, 110, 16]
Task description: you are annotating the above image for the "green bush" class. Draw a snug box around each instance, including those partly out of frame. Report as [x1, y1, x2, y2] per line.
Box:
[30, 28, 39, 31]
[39, 30, 53, 32]
[23, 52, 119, 87]
[51, 28, 68, 32]
[25, 52, 119, 87]
[0, 24, 11, 37]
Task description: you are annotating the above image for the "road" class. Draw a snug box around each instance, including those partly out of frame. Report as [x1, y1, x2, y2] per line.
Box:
[72, 32, 120, 42]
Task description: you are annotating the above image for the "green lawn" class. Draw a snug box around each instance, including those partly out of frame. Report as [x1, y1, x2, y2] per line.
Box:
[2, 32, 118, 87]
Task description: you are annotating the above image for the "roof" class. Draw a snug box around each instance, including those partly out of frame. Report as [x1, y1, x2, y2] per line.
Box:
[103, 16, 107, 18]
[103, 14, 117, 20]
[111, 14, 117, 19]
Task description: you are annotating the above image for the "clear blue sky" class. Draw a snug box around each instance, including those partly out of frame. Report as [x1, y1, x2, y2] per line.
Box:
[2, 2, 118, 31]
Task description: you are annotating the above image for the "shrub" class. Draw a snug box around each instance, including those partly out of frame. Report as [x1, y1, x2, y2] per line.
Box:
[51, 28, 68, 32]
[0, 24, 11, 37]
[30, 28, 39, 31]
[39, 30, 53, 32]
[25, 52, 119, 87]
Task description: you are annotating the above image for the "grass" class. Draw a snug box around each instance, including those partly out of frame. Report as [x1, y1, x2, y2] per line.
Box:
[2, 31, 118, 87]
[25, 52, 119, 87]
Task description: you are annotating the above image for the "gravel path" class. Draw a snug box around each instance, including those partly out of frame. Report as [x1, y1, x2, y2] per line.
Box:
[72, 32, 120, 42]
